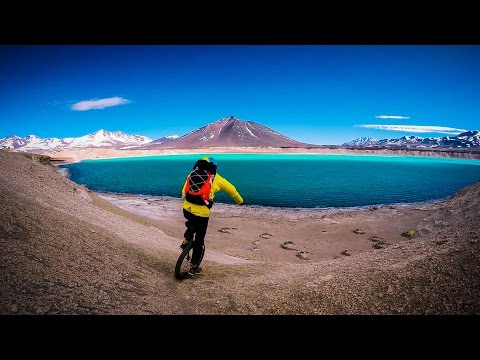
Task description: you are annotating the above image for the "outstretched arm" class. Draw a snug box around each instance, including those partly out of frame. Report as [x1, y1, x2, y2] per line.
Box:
[216, 174, 244, 205]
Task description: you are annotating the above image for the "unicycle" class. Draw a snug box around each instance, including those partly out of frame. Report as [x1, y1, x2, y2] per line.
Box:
[174, 242, 205, 280]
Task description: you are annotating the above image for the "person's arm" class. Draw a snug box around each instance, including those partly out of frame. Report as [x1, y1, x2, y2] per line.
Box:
[216, 174, 244, 205]
[181, 178, 188, 198]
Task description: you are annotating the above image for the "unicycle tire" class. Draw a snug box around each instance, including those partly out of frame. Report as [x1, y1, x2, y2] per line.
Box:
[174, 243, 205, 280]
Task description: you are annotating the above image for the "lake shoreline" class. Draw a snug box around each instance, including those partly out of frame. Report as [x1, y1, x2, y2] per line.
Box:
[45, 146, 480, 164]
[58, 152, 480, 209]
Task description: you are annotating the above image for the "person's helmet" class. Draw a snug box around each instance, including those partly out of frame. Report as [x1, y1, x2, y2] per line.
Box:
[208, 157, 217, 167]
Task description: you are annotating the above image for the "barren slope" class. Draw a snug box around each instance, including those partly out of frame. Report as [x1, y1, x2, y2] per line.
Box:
[1, 151, 479, 314]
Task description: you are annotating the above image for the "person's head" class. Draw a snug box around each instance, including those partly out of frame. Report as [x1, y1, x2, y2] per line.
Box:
[199, 156, 217, 173]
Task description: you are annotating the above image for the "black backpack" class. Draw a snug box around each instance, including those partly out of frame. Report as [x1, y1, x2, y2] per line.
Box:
[185, 159, 217, 208]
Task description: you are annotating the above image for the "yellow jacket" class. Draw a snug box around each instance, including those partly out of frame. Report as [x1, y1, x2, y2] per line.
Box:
[182, 172, 243, 217]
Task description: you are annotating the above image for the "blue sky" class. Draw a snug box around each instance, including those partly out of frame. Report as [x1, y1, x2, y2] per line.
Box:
[1, 45, 479, 145]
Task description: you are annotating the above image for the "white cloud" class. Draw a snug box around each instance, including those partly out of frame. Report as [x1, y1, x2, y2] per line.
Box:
[356, 124, 467, 135]
[375, 115, 410, 120]
[71, 97, 130, 111]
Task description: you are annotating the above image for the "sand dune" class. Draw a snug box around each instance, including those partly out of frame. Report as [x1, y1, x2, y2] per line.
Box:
[1, 150, 479, 314]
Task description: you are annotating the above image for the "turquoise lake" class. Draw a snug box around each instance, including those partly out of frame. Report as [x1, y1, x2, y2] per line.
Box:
[61, 154, 480, 209]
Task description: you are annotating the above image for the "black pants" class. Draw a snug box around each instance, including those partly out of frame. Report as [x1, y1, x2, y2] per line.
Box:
[183, 209, 209, 266]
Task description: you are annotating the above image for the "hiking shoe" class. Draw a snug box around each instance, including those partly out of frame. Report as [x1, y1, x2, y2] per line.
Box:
[188, 266, 203, 275]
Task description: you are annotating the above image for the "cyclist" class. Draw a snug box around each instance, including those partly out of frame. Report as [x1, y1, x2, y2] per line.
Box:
[181, 156, 243, 275]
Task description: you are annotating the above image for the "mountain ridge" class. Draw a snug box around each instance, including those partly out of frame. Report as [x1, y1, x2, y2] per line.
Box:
[343, 131, 480, 149]
[2, 116, 480, 152]
[0, 129, 153, 152]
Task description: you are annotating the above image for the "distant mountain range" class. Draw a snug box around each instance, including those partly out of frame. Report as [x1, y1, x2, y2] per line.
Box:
[2, 116, 479, 152]
[0, 129, 152, 152]
[0, 116, 311, 152]
[343, 131, 480, 149]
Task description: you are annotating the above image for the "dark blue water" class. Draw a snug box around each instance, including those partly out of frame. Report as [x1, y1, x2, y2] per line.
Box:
[61, 154, 480, 208]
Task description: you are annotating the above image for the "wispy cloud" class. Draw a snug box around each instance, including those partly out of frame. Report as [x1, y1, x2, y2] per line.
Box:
[375, 115, 410, 120]
[71, 97, 130, 111]
[356, 124, 467, 135]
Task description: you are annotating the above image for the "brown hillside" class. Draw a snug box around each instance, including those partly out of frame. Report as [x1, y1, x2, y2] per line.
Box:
[1, 150, 479, 314]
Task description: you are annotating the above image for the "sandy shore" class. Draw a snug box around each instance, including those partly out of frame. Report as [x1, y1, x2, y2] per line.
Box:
[96, 192, 435, 264]
[1, 150, 479, 314]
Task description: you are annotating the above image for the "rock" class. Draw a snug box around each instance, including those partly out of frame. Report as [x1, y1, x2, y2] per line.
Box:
[29, 154, 51, 165]
[341, 250, 351, 256]
[401, 230, 415, 238]
[373, 243, 384, 249]
[369, 206, 379, 211]
[435, 239, 447, 245]
[260, 233, 273, 239]
[369, 236, 384, 243]
[11, 304, 18, 313]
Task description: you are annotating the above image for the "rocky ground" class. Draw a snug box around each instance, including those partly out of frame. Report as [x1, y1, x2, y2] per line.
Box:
[1, 150, 479, 314]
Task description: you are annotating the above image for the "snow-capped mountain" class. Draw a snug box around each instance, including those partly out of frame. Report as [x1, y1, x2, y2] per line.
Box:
[343, 137, 379, 146]
[0, 135, 27, 149]
[66, 129, 151, 148]
[0, 134, 75, 151]
[343, 131, 480, 148]
[0, 129, 153, 152]
[140, 116, 311, 149]
[148, 134, 180, 146]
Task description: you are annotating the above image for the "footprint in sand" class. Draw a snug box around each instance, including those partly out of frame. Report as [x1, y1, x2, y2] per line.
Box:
[251, 239, 261, 251]
[280, 241, 298, 251]
[352, 228, 366, 234]
[369, 236, 390, 249]
[296, 251, 311, 260]
[250, 233, 274, 251]
[218, 227, 238, 235]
